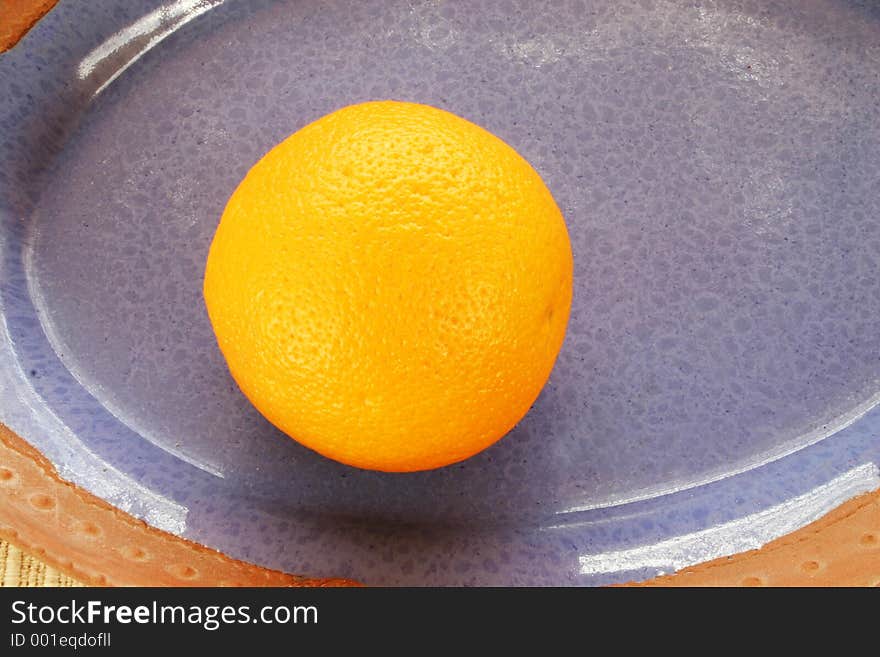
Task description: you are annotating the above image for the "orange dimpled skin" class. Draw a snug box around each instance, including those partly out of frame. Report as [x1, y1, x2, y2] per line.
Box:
[203, 101, 573, 472]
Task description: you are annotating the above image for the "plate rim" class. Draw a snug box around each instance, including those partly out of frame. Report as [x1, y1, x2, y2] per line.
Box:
[4, 420, 879, 586]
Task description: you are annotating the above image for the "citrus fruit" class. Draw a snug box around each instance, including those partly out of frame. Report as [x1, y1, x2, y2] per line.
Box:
[203, 100, 573, 472]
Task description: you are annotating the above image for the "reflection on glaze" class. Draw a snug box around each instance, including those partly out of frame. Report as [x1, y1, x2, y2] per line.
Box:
[578, 462, 880, 575]
[77, 0, 224, 97]
[555, 389, 880, 515]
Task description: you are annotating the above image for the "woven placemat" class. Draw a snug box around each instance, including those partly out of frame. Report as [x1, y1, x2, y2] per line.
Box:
[0, 539, 81, 587]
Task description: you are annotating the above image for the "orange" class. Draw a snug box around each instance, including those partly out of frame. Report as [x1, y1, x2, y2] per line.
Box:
[203, 101, 573, 472]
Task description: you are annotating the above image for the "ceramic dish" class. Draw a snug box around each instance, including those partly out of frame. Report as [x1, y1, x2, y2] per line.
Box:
[1, 0, 879, 585]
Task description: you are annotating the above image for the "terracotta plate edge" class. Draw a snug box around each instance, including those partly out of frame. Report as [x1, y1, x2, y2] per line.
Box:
[0, 423, 358, 586]
[0, 0, 58, 53]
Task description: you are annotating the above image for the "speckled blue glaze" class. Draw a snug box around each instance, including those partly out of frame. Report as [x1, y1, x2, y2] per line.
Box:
[1, 0, 879, 585]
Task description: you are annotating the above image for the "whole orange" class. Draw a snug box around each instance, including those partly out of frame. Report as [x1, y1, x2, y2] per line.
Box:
[204, 101, 572, 472]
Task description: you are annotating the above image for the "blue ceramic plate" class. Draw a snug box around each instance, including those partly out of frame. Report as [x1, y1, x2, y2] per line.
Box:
[2, 0, 879, 585]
